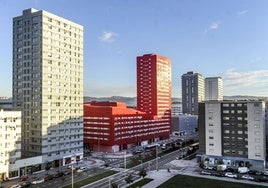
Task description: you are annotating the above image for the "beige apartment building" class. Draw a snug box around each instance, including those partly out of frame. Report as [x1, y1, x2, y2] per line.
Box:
[13, 8, 84, 167]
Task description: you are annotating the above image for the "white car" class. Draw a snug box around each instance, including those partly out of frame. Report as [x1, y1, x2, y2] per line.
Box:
[242, 175, 254, 180]
[11, 185, 22, 188]
[225, 172, 237, 178]
[80, 166, 87, 171]
[31, 178, 44, 184]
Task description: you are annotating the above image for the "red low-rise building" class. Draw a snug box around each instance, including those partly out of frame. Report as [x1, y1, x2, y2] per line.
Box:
[84, 53, 172, 152]
[84, 101, 170, 152]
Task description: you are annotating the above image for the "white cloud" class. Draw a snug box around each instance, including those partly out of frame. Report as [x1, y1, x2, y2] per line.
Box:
[205, 21, 221, 33]
[237, 10, 248, 17]
[223, 69, 268, 96]
[99, 31, 118, 43]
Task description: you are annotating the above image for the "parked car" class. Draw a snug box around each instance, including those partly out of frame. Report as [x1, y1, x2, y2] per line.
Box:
[133, 150, 143, 155]
[20, 181, 31, 188]
[20, 175, 28, 181]
[31, 178, 44, 184]
[225, 172, 237, 178]
[211, 171, 224, 177]
[200, 170, 211, 175]
[11, 184, 22, 188]
[44, 174, 54, 181]
[54, 171, 65, 178]
[80, 166, 87, 171]
[76, 169, 83, 173]
[204, 166, 215, 170]
[255, 175, 268, 182]
[242, 174, 254, 180]
[238, 167, 249, 174]
[63, 170, 71, 175]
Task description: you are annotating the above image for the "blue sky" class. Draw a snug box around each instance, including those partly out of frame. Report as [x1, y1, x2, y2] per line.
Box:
[1, 0, 268, 98]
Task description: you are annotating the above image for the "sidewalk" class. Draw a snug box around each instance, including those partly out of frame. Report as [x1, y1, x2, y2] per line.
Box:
[142, 169, 178, 188]
[2, 158, 104, 188]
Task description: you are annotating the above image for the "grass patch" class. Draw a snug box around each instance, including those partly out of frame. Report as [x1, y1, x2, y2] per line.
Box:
[157, 174, 266, 188]
[62, 170, 117, 188]
[184, 153, 196, 160]
[126, 178, 153, 188]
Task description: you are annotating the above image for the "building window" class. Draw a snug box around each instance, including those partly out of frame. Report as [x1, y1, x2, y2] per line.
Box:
[254, 103, 260, 107]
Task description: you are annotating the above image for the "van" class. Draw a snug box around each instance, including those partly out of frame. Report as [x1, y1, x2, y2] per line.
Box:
[238, 167, 249, 174]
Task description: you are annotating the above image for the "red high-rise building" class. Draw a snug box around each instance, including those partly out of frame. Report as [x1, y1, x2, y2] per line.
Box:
[137, 54, 172, 119]
[84, 53, 172, 152]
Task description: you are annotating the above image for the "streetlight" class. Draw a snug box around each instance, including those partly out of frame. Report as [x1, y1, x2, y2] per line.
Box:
[109, 176, 113, 188]
[156, 145, 158, 171]
[124, 150, 127, 170]
[71, 164, 74, 188]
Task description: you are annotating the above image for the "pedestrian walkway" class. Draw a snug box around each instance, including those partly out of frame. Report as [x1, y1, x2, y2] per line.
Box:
[142, 169, 178, 188]
[2, 158, 104, 188]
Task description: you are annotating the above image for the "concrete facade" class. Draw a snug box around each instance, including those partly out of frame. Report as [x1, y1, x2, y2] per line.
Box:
[13, 8, 83, 166]
[0, 110, 21, 180]
[198, 100, 267, 170]
[171, 114, 198, 136]
[205, 77, 223, 101]
[181, 71, 204, 115]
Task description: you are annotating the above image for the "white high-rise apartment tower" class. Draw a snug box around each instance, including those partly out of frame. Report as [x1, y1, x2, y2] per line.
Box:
[13, 8, 84, 166]
[205, 77, 223, 101]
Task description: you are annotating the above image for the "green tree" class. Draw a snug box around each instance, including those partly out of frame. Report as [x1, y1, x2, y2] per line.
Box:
[111, 182, 118, 188]
[125, 174, 133, 184]
[139, 168, 147, 178]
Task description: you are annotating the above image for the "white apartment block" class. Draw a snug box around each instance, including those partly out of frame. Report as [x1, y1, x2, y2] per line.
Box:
[13, 8, 84, 167]
[0, 110, 21, 180]
[198, 100, 267, 170]
[205, 77, 223, 101]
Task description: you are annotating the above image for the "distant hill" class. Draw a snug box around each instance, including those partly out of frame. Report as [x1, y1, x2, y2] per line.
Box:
[84, 95, 267, 107]
[84, 96, 137, 107]
[223, 95, 268, 100]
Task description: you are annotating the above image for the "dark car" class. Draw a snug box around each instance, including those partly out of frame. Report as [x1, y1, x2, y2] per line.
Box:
[54, 171, 65, 178]
[20, 181, 31, 188]
[255, 176, 268, 182]
[63, 170, 71, 175]
[44, 174, 54, 181]
[20, 175, 28, 181]
[211, 172, 223, 177]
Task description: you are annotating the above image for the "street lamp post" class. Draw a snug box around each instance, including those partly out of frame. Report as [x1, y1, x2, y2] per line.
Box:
[109, 177, 113, 188]
[124, 151, 127, 170]
[71, 165, 74, 188]
[156, 145, 158, 171]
